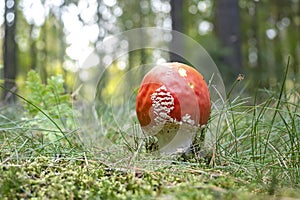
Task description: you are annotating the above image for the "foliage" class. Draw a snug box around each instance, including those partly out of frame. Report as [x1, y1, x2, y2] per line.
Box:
[23, 70, 75, 141]
[1, 0, 299, 101]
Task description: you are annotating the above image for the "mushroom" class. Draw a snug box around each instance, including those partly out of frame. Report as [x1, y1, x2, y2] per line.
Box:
[136, 62, 211, 153]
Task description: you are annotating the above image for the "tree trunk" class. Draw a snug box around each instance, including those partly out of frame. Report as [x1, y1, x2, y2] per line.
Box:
[170, 0, 185, 63]
[215, 0, 242, 74]
[40, 19, 48, 83]
[296, 0, 300, 75]
[29, 24, 37, 70]
[2, 0, 18, 103]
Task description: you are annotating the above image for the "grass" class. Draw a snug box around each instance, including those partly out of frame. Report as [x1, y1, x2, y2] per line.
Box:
[0, 63, 300, 199]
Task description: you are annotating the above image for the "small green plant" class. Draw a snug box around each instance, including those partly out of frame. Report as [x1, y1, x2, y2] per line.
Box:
[23, 70, 75, 141]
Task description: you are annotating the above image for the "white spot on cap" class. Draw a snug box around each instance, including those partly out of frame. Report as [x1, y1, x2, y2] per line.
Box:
[188, 82, 194, 89]
[178, 67, 187, 77]
[182, 114, 195, 126]
[151, 85, 175, 124]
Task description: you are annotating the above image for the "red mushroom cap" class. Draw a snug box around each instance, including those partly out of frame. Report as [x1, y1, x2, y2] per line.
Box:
[136, 62, 211, 135]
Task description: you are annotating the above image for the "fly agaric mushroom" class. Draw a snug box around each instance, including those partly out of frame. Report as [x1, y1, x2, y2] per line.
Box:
[136, 62, 211, 153]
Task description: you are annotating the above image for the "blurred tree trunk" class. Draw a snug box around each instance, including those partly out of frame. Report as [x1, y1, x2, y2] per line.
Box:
[56, 7, 68, 90]
[2, 0, 18, 103]
[251, 1, 267, 88]
[215, 0, 242, 74]
[40, 20, 48, 83]
[139, 3, 147, 78]
[296, 0, 300, 75]
[170, 0, 185, 63]
[29, 24, 37, 70]
[296, 1, 300, 73]
[272, 5, 284, 82]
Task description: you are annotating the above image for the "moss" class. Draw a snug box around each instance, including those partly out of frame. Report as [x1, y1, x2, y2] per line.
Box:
[1, 157, 298, 199]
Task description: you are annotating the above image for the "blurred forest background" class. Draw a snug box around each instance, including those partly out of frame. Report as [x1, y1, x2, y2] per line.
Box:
[1, 0, 300, 103]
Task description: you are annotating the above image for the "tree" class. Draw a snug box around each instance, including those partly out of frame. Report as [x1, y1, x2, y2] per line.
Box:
[170, 0, 185, 63]
[2, 0, 18, 103]
[215, 0, 242, 74]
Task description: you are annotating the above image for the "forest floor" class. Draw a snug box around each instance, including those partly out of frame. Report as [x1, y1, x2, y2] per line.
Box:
[1, 89, 299, 200]
[1, 69, 300, 199]
[0, 151, 300, 199]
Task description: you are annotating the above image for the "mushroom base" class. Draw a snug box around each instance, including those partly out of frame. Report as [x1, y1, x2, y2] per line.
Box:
[143, 122, 203, 154]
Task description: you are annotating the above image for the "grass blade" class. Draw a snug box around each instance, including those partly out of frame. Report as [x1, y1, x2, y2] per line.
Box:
[263, 56, 290, 160]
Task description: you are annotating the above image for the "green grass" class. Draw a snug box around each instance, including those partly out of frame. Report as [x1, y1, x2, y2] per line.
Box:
[0, 64, 300, 199]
